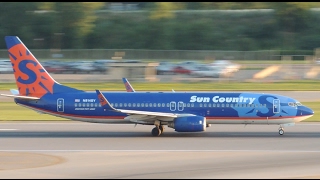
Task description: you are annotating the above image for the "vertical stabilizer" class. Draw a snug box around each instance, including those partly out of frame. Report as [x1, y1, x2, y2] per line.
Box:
[5, 36, 83, 98]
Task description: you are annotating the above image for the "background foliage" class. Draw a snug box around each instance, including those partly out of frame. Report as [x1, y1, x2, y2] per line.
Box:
[1, 2, 320, 51]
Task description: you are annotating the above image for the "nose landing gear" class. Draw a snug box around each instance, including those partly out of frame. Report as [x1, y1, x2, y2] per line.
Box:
[278, 127, 284, 135]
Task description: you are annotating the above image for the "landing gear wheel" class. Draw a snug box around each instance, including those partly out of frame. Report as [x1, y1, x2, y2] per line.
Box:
[159, 125, 164, 134]
[151, 127, 161, 136]
[279, 128, 284, 135]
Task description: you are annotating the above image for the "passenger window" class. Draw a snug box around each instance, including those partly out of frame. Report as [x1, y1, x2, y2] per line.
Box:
[133, 103, 136, 107]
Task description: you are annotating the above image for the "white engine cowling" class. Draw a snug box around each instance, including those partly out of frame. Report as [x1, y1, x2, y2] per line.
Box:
[168, 115, 206, 132]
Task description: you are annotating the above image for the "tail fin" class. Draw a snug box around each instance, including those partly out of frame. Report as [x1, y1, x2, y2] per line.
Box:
[5, 36, 83, 98]
[122, 77, 135, 92]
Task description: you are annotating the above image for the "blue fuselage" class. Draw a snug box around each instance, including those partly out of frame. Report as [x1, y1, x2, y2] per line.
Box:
[15, 91, 314, 125]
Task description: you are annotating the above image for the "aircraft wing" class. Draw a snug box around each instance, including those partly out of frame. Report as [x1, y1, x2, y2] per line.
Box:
[96, 90, 185, 123]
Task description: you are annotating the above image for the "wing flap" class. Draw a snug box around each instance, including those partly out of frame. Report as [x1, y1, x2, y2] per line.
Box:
[117, 109, 177, 117]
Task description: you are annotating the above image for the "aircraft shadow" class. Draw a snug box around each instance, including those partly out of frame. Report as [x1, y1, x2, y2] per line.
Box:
[0, 131, 319, 138]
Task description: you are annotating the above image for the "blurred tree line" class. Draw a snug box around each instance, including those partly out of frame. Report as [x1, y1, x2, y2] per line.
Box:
[1, 2, 320, 51]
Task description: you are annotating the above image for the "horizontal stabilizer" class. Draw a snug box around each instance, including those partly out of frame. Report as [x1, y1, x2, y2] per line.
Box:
[10, 89, 19, 95]
[0, 94, 40, 100]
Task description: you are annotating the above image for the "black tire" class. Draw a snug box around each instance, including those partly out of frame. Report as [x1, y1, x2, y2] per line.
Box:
[151, 127, 161, 136]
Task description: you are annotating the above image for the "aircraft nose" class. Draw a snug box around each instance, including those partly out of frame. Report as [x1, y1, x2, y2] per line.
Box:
[298, 106, 314, 116]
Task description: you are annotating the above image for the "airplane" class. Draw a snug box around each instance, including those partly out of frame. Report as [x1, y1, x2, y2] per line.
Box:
[0, 36, 314, 137]
[122, 77, 175, 93]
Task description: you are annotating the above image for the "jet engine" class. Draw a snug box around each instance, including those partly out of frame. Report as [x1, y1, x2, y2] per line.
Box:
[168, 115, 206, 132]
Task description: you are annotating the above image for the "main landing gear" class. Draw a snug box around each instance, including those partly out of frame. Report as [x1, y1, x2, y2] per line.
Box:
[151, 125, 164, 136]
[278, 126, 284, 135]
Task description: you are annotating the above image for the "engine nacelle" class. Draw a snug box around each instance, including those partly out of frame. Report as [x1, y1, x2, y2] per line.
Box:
[168, 116, 206, 132]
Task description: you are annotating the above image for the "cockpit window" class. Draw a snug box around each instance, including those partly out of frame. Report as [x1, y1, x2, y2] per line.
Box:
[296, 102, 302, 106]
[288, 102, 294, 107]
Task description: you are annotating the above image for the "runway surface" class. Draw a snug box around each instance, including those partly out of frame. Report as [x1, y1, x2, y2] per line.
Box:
[0, 121, 320, 179]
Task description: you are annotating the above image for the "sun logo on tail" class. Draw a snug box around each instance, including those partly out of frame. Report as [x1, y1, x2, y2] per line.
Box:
[98, 93, 108, 106]
[8, 44, 54, 98]
[124, 82, 133, 92]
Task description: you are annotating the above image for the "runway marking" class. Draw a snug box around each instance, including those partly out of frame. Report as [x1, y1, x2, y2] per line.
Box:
[0, 129, 17, 131]
[0, 150, 320, 153]
[1, 122, 320, 125]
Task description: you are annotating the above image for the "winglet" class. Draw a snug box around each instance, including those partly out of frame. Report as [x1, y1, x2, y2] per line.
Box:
[122, 78, 135, 92]
[95, 90, 117, 111]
